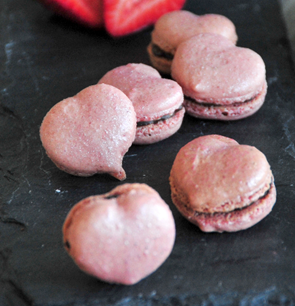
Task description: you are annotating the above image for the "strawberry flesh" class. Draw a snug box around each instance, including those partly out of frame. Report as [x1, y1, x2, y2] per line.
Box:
[104, 0, 186, 36]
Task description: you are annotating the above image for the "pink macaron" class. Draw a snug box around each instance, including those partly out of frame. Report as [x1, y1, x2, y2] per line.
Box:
[169, 135, 276, 233]
[147, 10, 238, 74]
[40, 83, 136, 180]
[171, 33, 267, 120]
[63, 183, 176, 285]
[98, 63, 184, 145]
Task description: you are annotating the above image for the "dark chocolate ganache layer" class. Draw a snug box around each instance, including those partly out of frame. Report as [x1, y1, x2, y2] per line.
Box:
[137, 105, 183, 127]
[151, 44, 174, 60]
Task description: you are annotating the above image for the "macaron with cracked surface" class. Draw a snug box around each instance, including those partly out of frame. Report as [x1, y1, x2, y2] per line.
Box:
[147, 10, 238, 74]
[40, 83, 136, 180]
[171, 33, 267, 120]
[169, 134, 276, 233]
[98, 63, 184, 145]
[63, 183, 176, 285]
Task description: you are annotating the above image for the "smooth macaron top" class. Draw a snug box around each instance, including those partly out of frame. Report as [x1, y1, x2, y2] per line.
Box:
[98, 63, 183, 122]
[40, 83, 136, 180]
[171, 33, 266, 105]
[152, 10, 238, 54]
[170, 135, 273, 213]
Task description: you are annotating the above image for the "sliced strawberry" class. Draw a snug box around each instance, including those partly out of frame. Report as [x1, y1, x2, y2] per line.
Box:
[104, 0, 186, 37]
[39, 0, 104, 28]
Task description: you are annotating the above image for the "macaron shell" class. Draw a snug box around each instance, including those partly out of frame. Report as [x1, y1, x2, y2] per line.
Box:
[169, 135, 273, 213]
[151, 11, 238, 54]
[98, 63, 184, 145]
[135, 107, 185, 145]
[99, 63, 183, 121]
[171, 33, 266, 104]
[184, 80, 267, 120]
[128, 77, 183, 121]
[171, 179, 276, 233]
[98, 63, 161, 94]
[63, 183, 176, 285]
[40, 84, 136, 180]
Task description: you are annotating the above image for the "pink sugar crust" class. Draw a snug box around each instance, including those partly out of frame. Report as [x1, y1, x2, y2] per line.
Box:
[171, 33, 266, 105]
[63, 183, 176, 285]
[152, 11, 238, 54]
[40, 84, 136, 180]
[98, 63, 184, 144]
[169, 135, 276, 232]
[184, 81, 267, 120]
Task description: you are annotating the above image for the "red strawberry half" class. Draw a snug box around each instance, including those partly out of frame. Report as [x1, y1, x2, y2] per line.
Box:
[39, 0, 104, 28]
[104, 0, 186, 37]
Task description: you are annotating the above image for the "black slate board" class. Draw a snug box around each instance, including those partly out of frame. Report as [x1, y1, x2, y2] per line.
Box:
[1, 0, 295, 305]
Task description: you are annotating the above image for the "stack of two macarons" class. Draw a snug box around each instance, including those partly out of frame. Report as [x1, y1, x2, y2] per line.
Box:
[148, 10, 267, 121]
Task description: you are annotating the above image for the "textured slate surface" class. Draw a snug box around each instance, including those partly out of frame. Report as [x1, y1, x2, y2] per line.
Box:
[1, 0, 295, 305]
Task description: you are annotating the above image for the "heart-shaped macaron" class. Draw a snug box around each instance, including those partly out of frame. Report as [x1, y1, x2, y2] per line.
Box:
[148, 10, 238, 74]
[98, 63, 184, 145]
[40, 83, 136, 180]
[63, 183, 176, 285]
[170, 135, 276, 232]
[171, 33, 267, 120]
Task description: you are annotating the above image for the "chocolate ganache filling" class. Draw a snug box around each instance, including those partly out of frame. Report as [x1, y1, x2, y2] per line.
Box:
[152, 44, 174, 60]
[137, 105, 183, 127]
